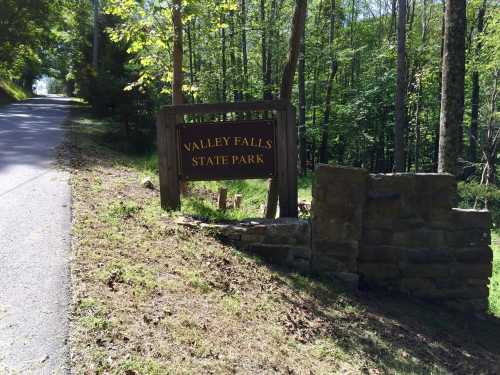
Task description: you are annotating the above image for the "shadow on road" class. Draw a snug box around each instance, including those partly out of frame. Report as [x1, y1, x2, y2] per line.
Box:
[0, 96, 74, 174]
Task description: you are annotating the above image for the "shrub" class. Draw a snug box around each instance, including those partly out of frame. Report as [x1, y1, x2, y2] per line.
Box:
[457, 181, 500, 228]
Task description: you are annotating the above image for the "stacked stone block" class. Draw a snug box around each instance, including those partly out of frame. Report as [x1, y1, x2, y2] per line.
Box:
[311, 165, 493, 312]
[310, 166, 368, 282]
[198, 218, 311, 272]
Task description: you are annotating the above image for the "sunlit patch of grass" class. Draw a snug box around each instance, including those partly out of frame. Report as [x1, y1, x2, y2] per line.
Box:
[181, 196, 248, 221]
[310, 337, 348, 362]
[97, 261, 158, 294]
[119, 358, 169, 375]
[183, 270, 211, 293]
[77, 298, 111, 333]
[90, 175, 103, 193]
[104, 200, 141, 224]
[220, 295, 242, 317]
[140, 199, 164, 224]
[164, 315, 213, 359]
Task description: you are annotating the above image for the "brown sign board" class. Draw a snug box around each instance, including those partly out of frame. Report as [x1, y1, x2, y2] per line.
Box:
[178, 120, 276, 181]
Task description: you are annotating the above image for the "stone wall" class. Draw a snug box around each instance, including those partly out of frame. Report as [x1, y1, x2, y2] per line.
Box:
[177, 218, 311, 272]
[311, 165, 493, 312]
[176, 165, 493, 312]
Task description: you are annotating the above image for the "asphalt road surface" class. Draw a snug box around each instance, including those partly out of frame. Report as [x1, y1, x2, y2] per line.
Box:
[0, 96, 72, 374]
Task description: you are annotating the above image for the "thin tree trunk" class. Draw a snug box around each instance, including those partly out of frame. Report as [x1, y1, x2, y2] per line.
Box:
[469, 0, 487, 162]
[229, 11, 240, 103]
[414, 77, 422, 172]
[172, 0, 184, 106]
[350, 0, 356, 87]
[319, 0, 337, 164]
[309, 0, 323, 168]
[172, 0, 185, 194]
[260, 0, 267, 100]
[298, 25, 307, 175]
[220, 14, 228, 121]
[394, 0, 407, 171]
[485, 70, 498, 186]
[390, 0, 397, 40]
[240, 0, 249, 101]
[433, 0, 446, 171]
[187, 22, 195, 102]
[264, 0, 277, 100]
[92, 0, 99, 70]
[265, 0, 307, 219]
[437, 0, 466, 174]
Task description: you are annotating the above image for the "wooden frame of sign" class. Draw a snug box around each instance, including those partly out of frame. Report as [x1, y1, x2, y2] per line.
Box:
[156, 99, 298, 218]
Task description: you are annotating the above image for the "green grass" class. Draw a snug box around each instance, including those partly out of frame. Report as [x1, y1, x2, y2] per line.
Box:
[131, 152, 313, 221]
[490, 232, 500, 317]
[0, 79, 30, 105]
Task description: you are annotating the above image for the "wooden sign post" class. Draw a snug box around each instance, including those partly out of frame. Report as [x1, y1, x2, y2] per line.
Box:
[156, 100, 298, 218]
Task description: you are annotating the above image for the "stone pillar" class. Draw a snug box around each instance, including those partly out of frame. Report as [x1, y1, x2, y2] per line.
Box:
[311, 165, 368, 283]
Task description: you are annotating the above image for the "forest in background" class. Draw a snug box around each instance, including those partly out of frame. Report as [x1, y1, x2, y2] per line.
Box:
[0, 0, 499, 214]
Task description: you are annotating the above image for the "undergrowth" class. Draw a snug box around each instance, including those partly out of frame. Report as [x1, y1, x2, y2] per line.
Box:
[0, 79, 30, 105]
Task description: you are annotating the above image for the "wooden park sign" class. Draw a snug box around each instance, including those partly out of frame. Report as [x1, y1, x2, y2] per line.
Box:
[178, 119, 276, 180]
[156, 100, 298, 217]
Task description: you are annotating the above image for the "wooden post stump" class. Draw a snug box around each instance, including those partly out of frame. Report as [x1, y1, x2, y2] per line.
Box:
[218, 188, 228, 210]
[234, 194, 242, 209]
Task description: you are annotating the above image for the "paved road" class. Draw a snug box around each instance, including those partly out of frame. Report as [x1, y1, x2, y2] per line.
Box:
[0, 96, 72, 374]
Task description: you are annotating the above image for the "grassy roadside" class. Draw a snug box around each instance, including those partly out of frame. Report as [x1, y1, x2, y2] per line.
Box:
[0, 79, 30, 105]
[131, 153, 313, 221]
[65, 108, 500, 374]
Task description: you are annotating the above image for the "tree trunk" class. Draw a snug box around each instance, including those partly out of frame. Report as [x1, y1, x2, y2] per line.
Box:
[240, 0, 249, 101]
[433, 0, 446, 171]
[264, 0, 277, 100]
[221, 24, 227, 104]
[172, 0, 184, 107]
[485, 71, 498, 186]
[298, 25, 307, 175]
[319, 0, 337, 164]
[260, 0, 267, 100]
[437, 0, 466, 174]
[390, 0, 397, 40]
[172, 0, 185, 194]
[469, 0, 487, 162]
[187, 21, 195, 102]
[229, 11, 240, 103]
[414, 77, 422, 172]
[394, 0, 406, 171]
[92, 0, 99, 71]
[265, 0, 307, 219]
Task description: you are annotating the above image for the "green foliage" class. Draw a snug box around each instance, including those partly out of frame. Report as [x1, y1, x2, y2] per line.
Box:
[2, 0, 496, 177]
[457, 181, 500, 228]
[0, 79, 31, 104]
